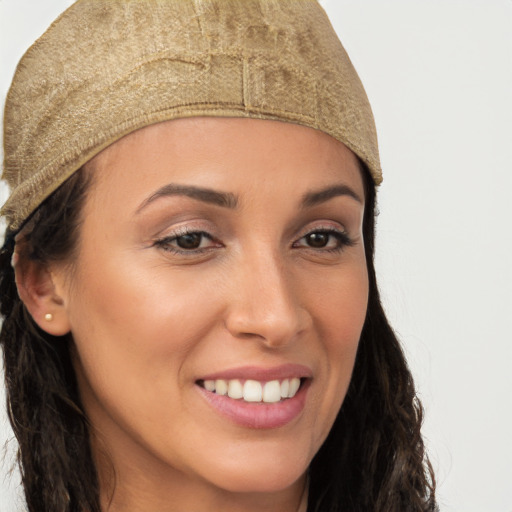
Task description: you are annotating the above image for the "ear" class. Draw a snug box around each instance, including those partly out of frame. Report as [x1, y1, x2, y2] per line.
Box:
[14, 252, 72, 337]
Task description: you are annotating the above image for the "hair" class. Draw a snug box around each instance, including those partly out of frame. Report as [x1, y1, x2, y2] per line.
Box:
[0, 162, 437, 512]
[0, 170, 100, 512]
[308, 167, 437, 511]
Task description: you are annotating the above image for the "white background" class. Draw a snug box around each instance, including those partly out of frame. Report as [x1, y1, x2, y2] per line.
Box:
[1, 1, 511, 511]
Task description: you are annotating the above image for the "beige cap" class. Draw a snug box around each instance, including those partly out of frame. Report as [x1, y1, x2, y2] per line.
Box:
[1, 0, 382, 231]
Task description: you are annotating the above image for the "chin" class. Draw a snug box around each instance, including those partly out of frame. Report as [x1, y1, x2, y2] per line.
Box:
[214, 469, 305, 495]
[194, 443, 310, 494]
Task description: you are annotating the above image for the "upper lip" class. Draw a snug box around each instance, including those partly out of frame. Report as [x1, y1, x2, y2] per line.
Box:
[197, 363, 312, 382]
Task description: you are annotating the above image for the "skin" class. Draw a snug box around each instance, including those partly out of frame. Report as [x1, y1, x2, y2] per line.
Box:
[20, 118, 368, 512]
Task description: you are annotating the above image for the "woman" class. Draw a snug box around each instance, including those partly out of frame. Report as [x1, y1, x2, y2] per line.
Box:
[0, 1, 436, 511]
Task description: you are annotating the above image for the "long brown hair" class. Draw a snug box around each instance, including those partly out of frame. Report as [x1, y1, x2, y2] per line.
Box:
[0, 164, 436, 512]
[308, 169, 437, 511]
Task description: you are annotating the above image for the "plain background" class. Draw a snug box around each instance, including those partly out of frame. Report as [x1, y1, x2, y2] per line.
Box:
[1, 1, 511, 510]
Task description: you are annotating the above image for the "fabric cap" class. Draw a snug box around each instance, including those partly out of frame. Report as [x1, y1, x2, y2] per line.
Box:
[1, 0, 382, 231]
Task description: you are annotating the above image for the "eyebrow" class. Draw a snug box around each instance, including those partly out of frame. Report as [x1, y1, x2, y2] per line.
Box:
[137, 182, 361, 214]
[136, 184, 239, 213]
[301, 184, 363, 208]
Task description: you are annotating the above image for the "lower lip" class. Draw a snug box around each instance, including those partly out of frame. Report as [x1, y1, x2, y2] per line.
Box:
[196, 381, 310, 429]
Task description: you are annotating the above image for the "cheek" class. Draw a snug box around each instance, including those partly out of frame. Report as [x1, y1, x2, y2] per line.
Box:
[66, 252, 225, 421]
[70, 249, 222, 347]
[310, 256, 368, 346]
[307, 259, 368, 438]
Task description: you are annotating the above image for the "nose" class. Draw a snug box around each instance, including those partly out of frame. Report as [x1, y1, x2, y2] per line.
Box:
[224, 250, 312, 348]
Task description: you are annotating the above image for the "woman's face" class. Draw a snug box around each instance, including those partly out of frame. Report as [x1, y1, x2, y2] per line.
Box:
[53, 118, 368, 504]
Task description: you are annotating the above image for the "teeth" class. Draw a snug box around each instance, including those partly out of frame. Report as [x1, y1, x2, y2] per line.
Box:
[280, 379, 290, 398]
[262, 380, 281, 403]
[201, 377, 303, 403]
[227, 379, 243, 399]
[288, 378, 301, 398]
[244, 380, 262, 402]
[215, 379, 228, 396]
[204, 380, 215, 392]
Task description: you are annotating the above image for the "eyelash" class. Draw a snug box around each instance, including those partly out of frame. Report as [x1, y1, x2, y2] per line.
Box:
[153, 227, 354, 255]
[153, 228, 219, 255]
[292, 228, 355, 253]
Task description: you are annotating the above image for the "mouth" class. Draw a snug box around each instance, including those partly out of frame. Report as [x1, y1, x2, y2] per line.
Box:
[195, 365, 312, 429]
[196, 377, 306, 404]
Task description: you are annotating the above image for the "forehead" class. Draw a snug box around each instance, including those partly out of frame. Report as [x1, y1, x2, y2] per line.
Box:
[85, 117, 365, 206]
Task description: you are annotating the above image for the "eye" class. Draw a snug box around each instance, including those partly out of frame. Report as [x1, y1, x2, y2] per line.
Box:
[293, 229, 353, 252]
[154, 230, 220, 254]
[304, 232, 332, 248]
[174, 232, 207, 250]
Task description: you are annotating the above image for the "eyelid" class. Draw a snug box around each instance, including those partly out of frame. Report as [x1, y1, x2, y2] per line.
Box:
[296, 222, 348, 240]
[161, 224, 211, 238]
[152, 218, 217, 242]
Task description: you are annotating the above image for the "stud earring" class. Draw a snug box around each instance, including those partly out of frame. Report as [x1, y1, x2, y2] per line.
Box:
[10, 252, 19, 269]
[44, 313, 53, 322]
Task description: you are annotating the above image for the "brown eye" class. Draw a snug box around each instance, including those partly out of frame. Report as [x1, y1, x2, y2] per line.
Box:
[293, 228, 353, 253]
[155, 230, 220, 254]
[305, 232, 330, 248]
[176, 233, 204, 249]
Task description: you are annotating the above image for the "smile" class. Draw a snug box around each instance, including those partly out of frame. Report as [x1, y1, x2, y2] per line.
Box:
[198, 377, 303, 403]
[195, 365, 312, 429]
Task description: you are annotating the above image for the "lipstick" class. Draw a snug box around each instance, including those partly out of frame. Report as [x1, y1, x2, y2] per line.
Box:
[196, 364, 311, 429]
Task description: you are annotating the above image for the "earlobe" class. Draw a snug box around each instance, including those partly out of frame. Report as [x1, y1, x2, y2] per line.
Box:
[13, 251, 72, 337]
